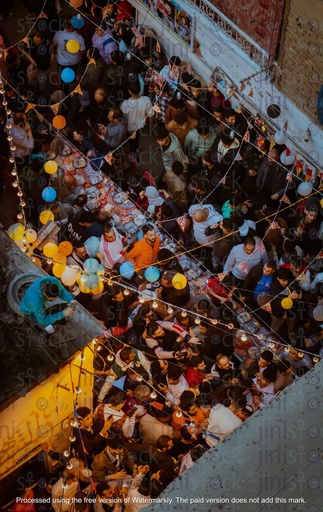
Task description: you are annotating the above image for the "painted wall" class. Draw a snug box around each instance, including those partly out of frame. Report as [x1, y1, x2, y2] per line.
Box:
[0, 344, 95, 476]
[194, 0, 285, 57]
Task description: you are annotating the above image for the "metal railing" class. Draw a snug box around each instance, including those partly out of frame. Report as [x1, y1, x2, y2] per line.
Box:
[189, 0, 270, 67]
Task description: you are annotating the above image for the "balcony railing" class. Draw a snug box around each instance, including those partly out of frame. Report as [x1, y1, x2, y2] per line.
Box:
[189, 0, 270, 67]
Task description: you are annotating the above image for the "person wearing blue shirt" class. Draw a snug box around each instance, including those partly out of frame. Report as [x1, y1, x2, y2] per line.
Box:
[20, 276, 75, 327]
[238, 261, 276, 312]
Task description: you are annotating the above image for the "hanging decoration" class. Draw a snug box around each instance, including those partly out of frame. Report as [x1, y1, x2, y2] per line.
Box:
[274, 130, 288, 145]
[53, 263, 67, 278]
[281, 297, 293, 309]
[91, 280, 104, 295]
[86, 274, 100, 290]
[280, 149, 294, 166]
[84, 258, 99, 273]
[25, 229, 37, 243]
[42, 187, 57, 202]
[70, 0, 83, 7]
[61, 68, 76, 83]
[61, 267, 78, 286]
[172, 273, 187, 290]
[144, 266, 160, 282]
[44, 160, 58, 174]
[0, 72, 27, 225]
[52, 252, 67, 265]
[120, 262, 135, 278]
[39, 210, 54, 224]
[297, 182, 313, 197]
[43, 243, 59, 258]
[25, 103, 36, 113]
[8, 223, 25, 241]
[71, 14, 85, 29]
[52, 115, 67, 130]
[66, 40, 80, 54]
[59, 241, 73, 256]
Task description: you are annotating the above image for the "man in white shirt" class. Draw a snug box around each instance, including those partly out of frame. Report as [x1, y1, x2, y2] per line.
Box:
[51, 469, 79, 512]
[158, 366, 189, 407]
[52, 18, 86, 89]
[188, 204, 223, 270]
[188, 204, 223, 245]
[99, 223, 127, 271]
[121, 83, 154, 151]
[140, 405, 175, 444]
[205, 402, 241, 448]
[223, 236, 268, 285]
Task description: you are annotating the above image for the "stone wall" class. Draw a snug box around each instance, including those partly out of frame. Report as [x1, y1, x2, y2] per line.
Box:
[276, 0, 323, 124]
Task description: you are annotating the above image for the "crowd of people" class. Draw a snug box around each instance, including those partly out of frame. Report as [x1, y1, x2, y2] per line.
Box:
[1, 0, 322, 511]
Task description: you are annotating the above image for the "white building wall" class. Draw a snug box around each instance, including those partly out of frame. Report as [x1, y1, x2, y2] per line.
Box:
[132, 0, 323, 173]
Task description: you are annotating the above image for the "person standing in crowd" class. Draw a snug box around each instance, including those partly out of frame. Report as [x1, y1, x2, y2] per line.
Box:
[126, 224, 160, 272]
[121, 84, 154, 152]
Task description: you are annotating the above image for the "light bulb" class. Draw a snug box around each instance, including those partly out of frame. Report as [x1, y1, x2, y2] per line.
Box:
[195, 318, 201, 325]
[313, 357, 319, 363]
[150, 391, 157, 399]
[66, 463, 73, 470]
[107, 354, 114, 362]
[139, 296, 145, 304]
[211, 319, 218, 325]
[2, 99, 7, 106]
[167, 307, 173, 314]
[298, 352, 304, 358]
[285, 346, 291, 352]
[17, 190, 23, 197]
[71, 419, 78, 427]
[63, 450, 70, 458]
[6, 123, 12, 130]
[69, 435, 76, 442]
[46, 259, 52, 265]
[10, 145, 17, 152]
[152, 301, 158, 309]
[7, 135, 13, 142]
[17, 213, 24, 220]
[62, 482, 68, 490]
[12, 181, 19, 188]
[97, 345, 102, 352]
[92, 338, 97, 345]
[241, 333, 247, 342]
[9, 157, 14, 163]
[123, 289, 130, 296]
[181, 311, 187, 317]
[75, 387, 82, 394]
[269, 342, 275, 349]
[20, 201, 26, 208]
[175, 410, 182, 418]
[11, 170, 17, 176]
[228, 323, 234, 329]
[136, 375, 143, 382]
